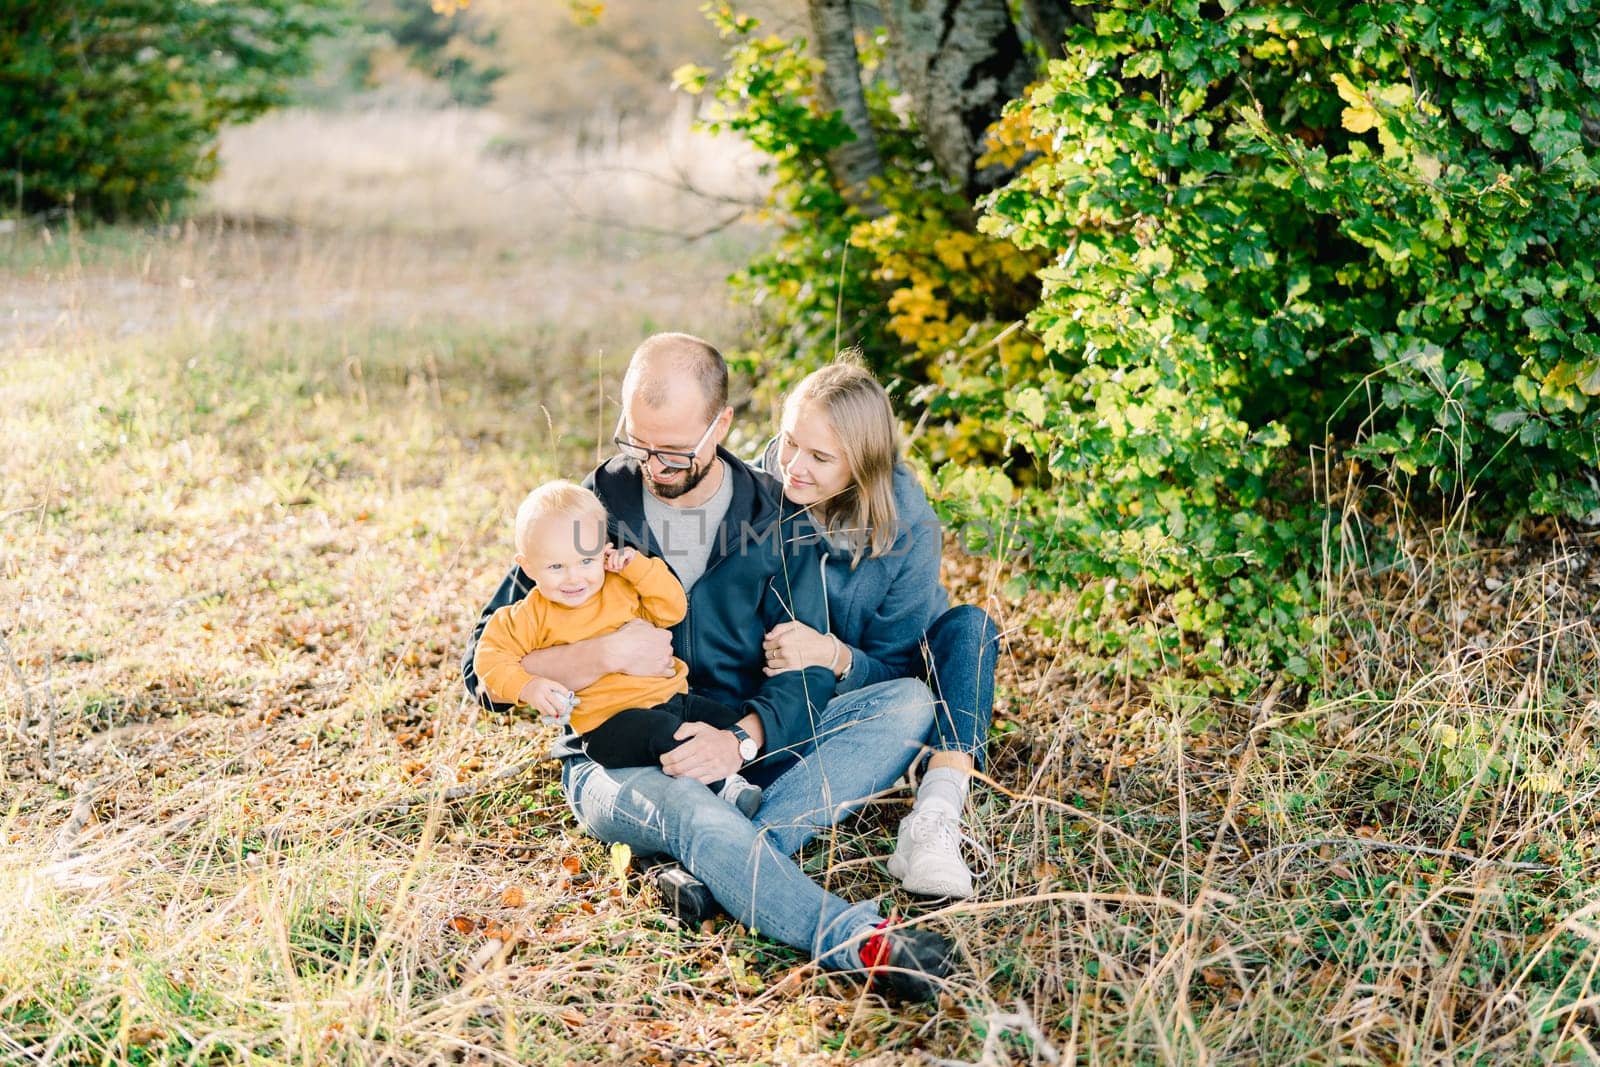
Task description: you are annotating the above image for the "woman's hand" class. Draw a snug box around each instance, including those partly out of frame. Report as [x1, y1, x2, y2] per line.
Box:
[762, 620, 837, 676]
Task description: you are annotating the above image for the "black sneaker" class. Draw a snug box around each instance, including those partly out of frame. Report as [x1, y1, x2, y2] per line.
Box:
[653, 863, 721, 928]
[859, 923, 956, 1002]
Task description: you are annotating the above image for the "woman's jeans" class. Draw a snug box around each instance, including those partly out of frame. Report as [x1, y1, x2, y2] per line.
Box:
[560, 677, 935, 971]
[920, 605, 1000, 771]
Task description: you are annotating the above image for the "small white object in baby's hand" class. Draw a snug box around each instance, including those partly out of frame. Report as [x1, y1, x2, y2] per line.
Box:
[542, 691, 580, 726]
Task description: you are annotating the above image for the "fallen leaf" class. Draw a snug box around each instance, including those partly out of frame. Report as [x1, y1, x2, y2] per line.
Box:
[127, 1025, 165, 1047]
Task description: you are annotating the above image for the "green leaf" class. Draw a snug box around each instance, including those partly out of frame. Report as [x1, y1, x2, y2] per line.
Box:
[1522, 307, 1558, 332]
[1579, 363, 1600, 397]
[1487, 409, 1529, 433]
[1014, 387, 1049, 426]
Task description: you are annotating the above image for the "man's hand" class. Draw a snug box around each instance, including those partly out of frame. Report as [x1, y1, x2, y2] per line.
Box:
[602, 544, 637, 573]
[659, 721, 743, 784]
[604, 618, 676, 677]
[517, 676, 577, 724]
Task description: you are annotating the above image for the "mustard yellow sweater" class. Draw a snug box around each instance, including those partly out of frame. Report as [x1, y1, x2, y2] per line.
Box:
[473, 554, 689, 733]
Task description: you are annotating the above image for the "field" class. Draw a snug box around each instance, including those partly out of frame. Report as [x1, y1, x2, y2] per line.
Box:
[5, 109, 1600, 1065]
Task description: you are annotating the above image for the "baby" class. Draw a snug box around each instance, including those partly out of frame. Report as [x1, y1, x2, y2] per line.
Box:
[473, 480, 762, 814]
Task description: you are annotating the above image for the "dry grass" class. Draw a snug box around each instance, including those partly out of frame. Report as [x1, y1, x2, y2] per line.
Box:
[202, 106, 766, 244]
[5, 109, 1600, 1065]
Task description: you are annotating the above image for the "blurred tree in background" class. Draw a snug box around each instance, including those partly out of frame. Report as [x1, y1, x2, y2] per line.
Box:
[349, 0, 505, 107]
[0, 0, 341, 219]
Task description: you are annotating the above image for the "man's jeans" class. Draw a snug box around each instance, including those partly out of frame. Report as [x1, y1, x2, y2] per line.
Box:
[560, 677, 935, 971]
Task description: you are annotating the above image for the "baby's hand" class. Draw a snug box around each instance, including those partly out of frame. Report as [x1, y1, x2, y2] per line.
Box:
[518, 677, 579, 725]
[603, 544, 637, 573]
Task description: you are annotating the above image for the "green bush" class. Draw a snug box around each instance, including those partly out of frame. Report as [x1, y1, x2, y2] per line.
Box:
[694, 1, 1600, 692]
[981, 0, 1600, 682]
[0, 1, 340, 220]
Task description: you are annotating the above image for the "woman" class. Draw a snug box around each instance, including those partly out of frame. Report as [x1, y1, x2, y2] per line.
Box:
[757, 362, 1000, 899]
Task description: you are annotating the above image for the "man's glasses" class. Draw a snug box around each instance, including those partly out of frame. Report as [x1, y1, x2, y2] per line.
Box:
[613, 417, 718, 471]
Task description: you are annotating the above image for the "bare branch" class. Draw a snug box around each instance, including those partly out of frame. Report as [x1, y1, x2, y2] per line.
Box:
[494, 154, 761, 243]
[502, 158, 764, 212]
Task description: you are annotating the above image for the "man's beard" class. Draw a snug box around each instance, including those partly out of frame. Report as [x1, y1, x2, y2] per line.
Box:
[646, 454, 716, 501]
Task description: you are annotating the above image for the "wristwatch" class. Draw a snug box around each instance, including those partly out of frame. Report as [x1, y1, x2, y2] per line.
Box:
[729, 724, 760, 763]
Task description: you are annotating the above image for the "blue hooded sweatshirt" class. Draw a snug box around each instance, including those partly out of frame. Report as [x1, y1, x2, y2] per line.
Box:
[758, 439, 949, 694]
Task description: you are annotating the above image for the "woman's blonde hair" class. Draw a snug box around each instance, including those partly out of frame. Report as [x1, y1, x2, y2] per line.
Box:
[783, 361, 900, 565]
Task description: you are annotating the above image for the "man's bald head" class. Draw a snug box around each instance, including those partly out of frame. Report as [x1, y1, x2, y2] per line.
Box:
[622, 332, 729, 423]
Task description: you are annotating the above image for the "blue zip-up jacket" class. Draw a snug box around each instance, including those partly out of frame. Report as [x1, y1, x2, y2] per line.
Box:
[462, 448, 837, 763]
[758, 440, 949, 694]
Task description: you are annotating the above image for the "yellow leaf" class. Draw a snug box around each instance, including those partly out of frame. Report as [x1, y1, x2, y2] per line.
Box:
[1526, 770, 1562, 794]
[1330, 73, 1365, 109]
[1343, 108, 1379, 136]
[1331, 73, 1379, 135]
[933, 234, 970, 271]
[609, 842, 631, 893]
[567, 2, 604, 26]
[1375, 84, 1413, 109]
[671, 63, 710, 94]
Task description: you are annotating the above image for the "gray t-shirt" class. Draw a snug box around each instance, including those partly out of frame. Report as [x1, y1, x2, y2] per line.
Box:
[641, 462, 734, 594]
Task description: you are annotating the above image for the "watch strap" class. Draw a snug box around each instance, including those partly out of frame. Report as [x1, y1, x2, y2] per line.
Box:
[729, 724, 759, 762]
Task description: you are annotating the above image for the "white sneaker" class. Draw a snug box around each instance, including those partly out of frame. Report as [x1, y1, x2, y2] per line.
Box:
[887, 807, 976, 899]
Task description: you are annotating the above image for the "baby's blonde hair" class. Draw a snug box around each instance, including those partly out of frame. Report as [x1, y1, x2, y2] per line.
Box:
[514, 481, 608, 556]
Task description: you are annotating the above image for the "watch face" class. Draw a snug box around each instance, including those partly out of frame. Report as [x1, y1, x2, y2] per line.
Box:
[739, 738, 759, 760]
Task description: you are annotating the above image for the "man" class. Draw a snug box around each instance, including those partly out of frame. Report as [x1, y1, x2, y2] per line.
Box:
[463, 333, 956, 1000]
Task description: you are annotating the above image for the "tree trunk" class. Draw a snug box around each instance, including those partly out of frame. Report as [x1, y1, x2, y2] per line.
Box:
[807, 0, 885, 214]
[1018, 0, 1098, 61]
[878, 0, 1035, 196]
